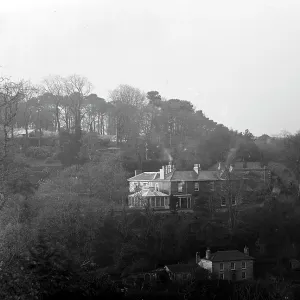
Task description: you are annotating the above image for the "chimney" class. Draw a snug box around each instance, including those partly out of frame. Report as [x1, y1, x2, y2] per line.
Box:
[160, 166, 165, 180]
[193, 164, 201, 174]
[135, 170, 142, 176]
[205, 248, 211, 260]
[244, 246, 249, 256]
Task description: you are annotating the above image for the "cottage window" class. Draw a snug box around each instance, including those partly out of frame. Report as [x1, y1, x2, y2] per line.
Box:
[164, 197, 169, 206]
[242, 271, 246, 279]
[155, 197, 160, 207]
[220, 263, 224, 271]
[230, 262, 236, 270]
[178, 182, 183, 192]
[221, 197, 226, 206]
[231, 198, 236, 206]
[242, 261, 246, 269]
[219, 272, 224, 280]
[151, 198, 155, 207]
[194, 182, 199, 191]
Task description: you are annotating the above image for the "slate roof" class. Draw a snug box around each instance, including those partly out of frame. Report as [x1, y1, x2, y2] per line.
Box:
[171, 171, 197, 181]
[128, 172, 159, 181]
[206, 250, 254, 262]
[197, 171, 221, 181]
[165, 264, 197, 273]
[129, 170, 222, 182]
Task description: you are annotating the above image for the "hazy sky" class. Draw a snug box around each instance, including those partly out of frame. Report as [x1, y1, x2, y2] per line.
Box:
[1, 0, 300, 136]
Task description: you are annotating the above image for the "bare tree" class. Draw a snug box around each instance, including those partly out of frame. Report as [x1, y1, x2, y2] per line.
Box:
[63, 75, 92, 139]
[0, 77, 25, 210]
[42, 75, 65, 133]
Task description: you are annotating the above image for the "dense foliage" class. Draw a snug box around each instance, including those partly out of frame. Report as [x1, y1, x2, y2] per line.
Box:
[1, 75, 300, 298]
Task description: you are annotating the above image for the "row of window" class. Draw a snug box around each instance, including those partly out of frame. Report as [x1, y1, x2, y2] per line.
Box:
[219, 262, 247, 280]
[221, 197, 236, 206]
[219, 261, 246, 271]
[219, 271, 246, 280]
[128, 197, 169, 207]
[178, 182, 199, 192]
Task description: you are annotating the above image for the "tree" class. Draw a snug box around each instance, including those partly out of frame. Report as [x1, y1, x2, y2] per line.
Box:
[63, 74, 92, 140]
[42, 75, 65, 133]
[0, 77, 25, 210]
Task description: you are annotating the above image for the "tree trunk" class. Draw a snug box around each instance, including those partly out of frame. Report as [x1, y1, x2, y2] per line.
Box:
[37, 110, 41, 147]
[56, 104, 61, 132]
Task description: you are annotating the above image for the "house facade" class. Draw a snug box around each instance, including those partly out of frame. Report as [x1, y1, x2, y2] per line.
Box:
[127, 162, 224, 210]
[197, 247, 254, 281]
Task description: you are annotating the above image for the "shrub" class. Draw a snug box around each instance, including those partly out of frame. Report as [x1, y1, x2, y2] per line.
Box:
[44, 157, 58, 164]
[25, 146, 52, 159]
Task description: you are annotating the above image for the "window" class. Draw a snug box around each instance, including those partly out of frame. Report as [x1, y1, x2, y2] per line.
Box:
[151, 198, 155, 207]
[155, 183, 159, 191]
[165, 197, 169, 206]
[160, 197, 164, 206]
[221, 197, 226, 206]
[242, 261, 246, 269]
[242, 271, 246, 280]
[128, 198, 132, 206]
[230, 262, 236, 270]
[155, 197, 160, 207]
[182, 273, 188, 280]
[178, 182, 183, 192]
[219, 273, 224, 280]
[220, 263, 224, 271]
[194, 182, 199, 191]
[231, 198, 236, 206]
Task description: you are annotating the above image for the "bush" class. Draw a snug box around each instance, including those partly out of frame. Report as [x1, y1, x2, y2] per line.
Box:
[25, 146, 52, 159]
[44, 157, 60, 164]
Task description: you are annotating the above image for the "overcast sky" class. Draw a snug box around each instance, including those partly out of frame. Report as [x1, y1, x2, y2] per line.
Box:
[1, 0, 300, 136]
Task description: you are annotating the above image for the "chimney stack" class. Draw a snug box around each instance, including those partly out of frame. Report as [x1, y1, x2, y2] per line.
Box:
[205, 248, 211, 260]
[160, 166, 165, 180]
[244, 246, 249, 256]
[193, 164, 201, 174]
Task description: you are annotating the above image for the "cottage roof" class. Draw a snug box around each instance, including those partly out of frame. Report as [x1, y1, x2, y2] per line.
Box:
[206, 250, 254, 262]
[128, 190, 169, 197]
[165, 264, 197, 273]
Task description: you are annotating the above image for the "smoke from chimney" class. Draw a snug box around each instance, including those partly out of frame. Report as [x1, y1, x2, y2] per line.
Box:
[163, 148, 173, 162]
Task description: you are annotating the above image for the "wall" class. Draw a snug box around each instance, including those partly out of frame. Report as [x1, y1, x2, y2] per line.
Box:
[212, 260, 254, 281]
[198, 259, 213, 272]
[158, 181, 171, 194]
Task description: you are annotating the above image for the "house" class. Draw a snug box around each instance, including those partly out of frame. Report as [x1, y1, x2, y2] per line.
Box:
[197, 247, 254, 281]
[127, 162, 223, 210]
[164, 264, 197, 283]
[209, 161, 271, 186]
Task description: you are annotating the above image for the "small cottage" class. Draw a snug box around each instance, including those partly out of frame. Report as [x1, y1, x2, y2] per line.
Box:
[164, 264, 197, 283]
[197, 247, 254, 281]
